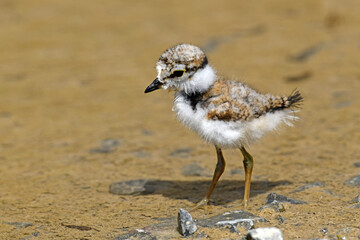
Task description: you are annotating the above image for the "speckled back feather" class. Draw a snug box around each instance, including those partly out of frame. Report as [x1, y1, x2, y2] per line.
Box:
[187, 78, 303, 122]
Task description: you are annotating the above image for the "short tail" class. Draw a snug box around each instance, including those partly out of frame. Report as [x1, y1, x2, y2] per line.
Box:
[285, 89, 303, 108]
[268, 89, 303, 112]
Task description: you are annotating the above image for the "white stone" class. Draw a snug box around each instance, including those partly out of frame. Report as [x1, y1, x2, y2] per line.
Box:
[245, 227, 283, 240]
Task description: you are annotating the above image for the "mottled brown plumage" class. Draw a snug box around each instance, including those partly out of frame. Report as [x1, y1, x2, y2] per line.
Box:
[189, 77, 302, 122]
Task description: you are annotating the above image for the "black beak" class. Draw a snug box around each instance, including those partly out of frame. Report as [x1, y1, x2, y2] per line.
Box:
[144, 78, 163, 93]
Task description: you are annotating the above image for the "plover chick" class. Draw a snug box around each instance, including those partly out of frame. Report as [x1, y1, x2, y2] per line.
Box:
[145, 44, 303, 209]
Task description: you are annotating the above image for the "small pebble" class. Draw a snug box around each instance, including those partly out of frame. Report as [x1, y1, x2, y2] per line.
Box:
[133, 150, 150, 158]
[115, 230, 155, 240]
[289, 42, 324, 62]
[333, 100, 352, 109]
[260, 200, 286, 212]
[320, 227, 328, 235]
[109, 179, 174, 195]
[109, 179, 148, 195]
[285, 70, 312, 82]
[276, 215, 285, 224]
[89, 138, 120, 154]
[349, 203, 360, 209]
[344, 174, 360, 187]
[141, 130, 153, 135]
[353, 162, 360, 168]
[266, 193, 307, 205]
[5, 222, 33, 229]
[230, 168, 243, 175]
[0, 112, 11, 118]
[169, 148, 193, 158]
[182, 163, 208, 176]
[292, 182, 325, 193]
[349, 195, 360, 204]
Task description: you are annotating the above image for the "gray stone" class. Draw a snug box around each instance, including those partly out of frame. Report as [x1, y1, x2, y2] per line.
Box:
[177, 208, 197, 236]
[115, 229, 156, 240]
[0, 112, 11, 118]
[245, 227, 283, 240]
[5, 222, 33, 229]
[266, 193, 307, 205]
[169, 148, 193, 158]
[202, 25, 265, 53]
[109, 179, 173, 195]
[182, 163, 208, 177]
[289, 42, 324, 62]
[230, 168, 243, 175]
[109, 179, 148, 195]
[61, 223, 98, 231]
[197, 210, 266, 233]
[344, 174, 360, 187]
[276, 215, 285, 224]
[142, 130, 153, 135]
[291, 182, 325, 193]
[319, 227, 328, 235]
[115, 218, 178, 240]
[133, 150, 151, 158]
[260, 200, 286, 212]
[285, 70, 312, 82]
[349, 194, 360, 204]
[333, 100, 352, 109]
[89, 138, 120, 154]
[353, 162, 360, 168]
[349, 203, 360, 209]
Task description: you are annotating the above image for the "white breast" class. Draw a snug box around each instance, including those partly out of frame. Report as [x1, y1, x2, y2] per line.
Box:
[173, 93, 247, 147]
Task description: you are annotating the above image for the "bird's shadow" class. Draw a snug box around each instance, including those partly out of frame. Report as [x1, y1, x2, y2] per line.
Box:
[138, 179, 291, 205]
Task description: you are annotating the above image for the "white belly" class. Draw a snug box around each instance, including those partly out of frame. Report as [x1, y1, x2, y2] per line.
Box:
[173, 93, 295, 148]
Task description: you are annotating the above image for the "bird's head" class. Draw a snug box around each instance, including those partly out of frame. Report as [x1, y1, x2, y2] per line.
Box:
[145, 44, 216, 95]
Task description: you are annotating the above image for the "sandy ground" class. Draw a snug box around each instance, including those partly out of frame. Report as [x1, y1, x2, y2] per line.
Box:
[0, 0, 360, 239]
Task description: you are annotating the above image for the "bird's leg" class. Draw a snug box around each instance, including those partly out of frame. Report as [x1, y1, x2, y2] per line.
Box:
[240, 146, 253, 208]
[191, 145, 226, 211]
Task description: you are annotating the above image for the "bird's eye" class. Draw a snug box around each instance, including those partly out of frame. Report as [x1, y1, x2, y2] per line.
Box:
[170, 70, 185, 78]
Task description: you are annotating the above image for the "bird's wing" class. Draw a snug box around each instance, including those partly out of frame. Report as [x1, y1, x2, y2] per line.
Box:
[201, 78, 270, 121]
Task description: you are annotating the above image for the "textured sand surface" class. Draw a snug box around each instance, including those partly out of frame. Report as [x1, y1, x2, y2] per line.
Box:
[0, 1, 360, 239]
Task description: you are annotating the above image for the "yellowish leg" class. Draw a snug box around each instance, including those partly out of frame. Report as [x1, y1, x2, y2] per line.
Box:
[240, 146, 253, 208]
[191, 145, 226, 211]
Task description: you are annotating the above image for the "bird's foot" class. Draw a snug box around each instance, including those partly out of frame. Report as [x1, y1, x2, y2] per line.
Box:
[242, 199, 249, 208]
[189, 198, 210, 212]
